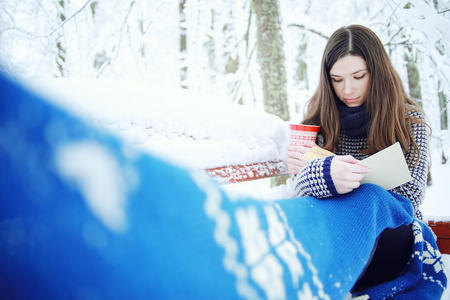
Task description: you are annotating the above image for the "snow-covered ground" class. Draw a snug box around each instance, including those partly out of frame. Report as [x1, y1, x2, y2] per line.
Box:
[26, 78, 450, 298]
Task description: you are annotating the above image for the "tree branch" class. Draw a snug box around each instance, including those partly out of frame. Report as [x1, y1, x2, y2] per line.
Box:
[96, 0, 135, 77]
[287, 23, 329, 40]
[232, 43, 257, 103]
[44, 0, 93, 38]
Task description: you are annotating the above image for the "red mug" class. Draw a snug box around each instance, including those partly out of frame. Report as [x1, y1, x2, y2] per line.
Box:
[289, 124, 320, 146]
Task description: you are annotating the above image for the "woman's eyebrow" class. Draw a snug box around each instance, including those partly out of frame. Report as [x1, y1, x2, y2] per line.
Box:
[351, 69, 368, 75]
[330, 69, 368, 77]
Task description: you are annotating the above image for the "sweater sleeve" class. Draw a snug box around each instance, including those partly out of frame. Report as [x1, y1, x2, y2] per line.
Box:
[391, 110, 430, 220]
[293, 156, 339, 198]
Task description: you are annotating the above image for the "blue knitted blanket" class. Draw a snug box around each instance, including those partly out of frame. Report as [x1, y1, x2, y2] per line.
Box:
[0, 73, 447, 299]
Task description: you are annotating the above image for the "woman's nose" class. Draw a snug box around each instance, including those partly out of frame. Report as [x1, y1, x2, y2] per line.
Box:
[343, 80, 354, 95]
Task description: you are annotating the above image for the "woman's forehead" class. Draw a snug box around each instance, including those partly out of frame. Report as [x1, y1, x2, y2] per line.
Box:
[329, 55, 368, 76]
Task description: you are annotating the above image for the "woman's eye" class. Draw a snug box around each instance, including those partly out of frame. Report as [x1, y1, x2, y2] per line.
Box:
[332, 78, 343, 83]
[355, 74, 366, 80]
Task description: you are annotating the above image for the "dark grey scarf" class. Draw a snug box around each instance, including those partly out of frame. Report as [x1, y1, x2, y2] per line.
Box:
[336, 100, 369, 138]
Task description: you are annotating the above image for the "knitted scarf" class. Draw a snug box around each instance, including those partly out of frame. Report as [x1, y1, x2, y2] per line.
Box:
[336, 99, 369, 138]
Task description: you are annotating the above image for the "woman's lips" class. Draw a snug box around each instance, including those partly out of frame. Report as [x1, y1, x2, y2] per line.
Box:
[344, 97, 359, 104]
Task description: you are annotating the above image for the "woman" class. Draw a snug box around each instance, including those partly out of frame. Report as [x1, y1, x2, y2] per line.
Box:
[287, 24, 429, 221]
[286, 25, 432, 295]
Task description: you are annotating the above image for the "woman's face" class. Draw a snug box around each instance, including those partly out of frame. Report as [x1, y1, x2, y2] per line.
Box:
[329, 55, 371, 107]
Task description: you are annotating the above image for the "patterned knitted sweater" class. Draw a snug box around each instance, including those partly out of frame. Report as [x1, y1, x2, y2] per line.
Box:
[293, 109, 430, 220]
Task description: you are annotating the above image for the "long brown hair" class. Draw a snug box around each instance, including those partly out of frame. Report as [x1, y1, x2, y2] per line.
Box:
[302, 24, 426, 160]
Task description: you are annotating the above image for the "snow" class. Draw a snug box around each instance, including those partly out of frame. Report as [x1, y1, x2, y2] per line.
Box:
[25, 77, 450, 298]
[423, 160, 450, 223]
[27, 78, 289, 172]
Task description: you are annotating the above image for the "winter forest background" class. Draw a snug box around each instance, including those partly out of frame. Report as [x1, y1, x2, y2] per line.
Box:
[0, 0, 449, 203]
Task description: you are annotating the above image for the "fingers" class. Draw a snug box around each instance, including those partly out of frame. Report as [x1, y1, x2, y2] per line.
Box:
[287, 141, 317, 153]
[287, 141, 317, 159]
[336, 181, 361, 194]
[286, 149, 301, 159]
[286, 143, 315, 174]
[330, 156, 371, 194]
[336, 155, 360, 164]
[300, 140, 317, 148]
[286, 157, 307, 174]
[333, 155, 370, 174]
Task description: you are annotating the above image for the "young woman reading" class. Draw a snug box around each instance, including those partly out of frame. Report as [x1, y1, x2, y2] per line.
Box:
[286, 25, 433, 296]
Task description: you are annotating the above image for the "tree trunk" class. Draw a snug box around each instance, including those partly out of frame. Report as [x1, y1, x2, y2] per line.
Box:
[223, 16, 240, 100]
[294, 34, 308, 89]
[404, 46, 435, 185]
[252, 0, 290, 187]
[55, 0, 66, 77]
[252, 0, 289, 121]
[179, 0, 188, 89]
[438, 82, 448, 131]
[438, 81, 448, 165]
[205, 8, 217, 84]
[294, 32, 309, 115]
[405, 46, 422, 106]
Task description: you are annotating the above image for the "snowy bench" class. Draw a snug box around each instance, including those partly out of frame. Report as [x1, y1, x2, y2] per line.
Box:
[204, 160, 286, 183]
[30, 78, 449, 255]
[30, 78, 290, 184]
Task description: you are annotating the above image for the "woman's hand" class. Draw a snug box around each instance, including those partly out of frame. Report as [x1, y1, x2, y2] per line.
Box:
[330, 155, 370, 194]
[286, 140, 317, 174]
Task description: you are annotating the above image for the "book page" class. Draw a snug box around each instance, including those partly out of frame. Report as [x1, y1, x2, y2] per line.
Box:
[300, 142, 412, 190]
[357, 142, 412, 190]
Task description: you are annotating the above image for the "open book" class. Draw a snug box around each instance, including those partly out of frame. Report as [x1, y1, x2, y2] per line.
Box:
[300, 142, 412, 190]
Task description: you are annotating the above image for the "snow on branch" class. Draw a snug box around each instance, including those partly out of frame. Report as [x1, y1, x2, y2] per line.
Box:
[44, 0, 93, 38]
